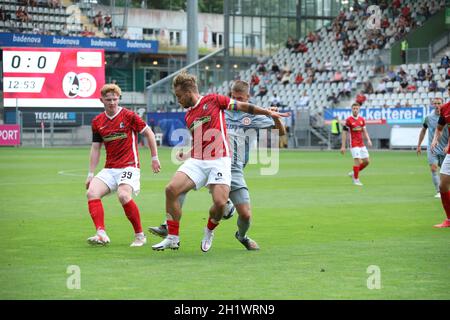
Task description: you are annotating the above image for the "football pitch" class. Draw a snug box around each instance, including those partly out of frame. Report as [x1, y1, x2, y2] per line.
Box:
[0, 147, 449, 300]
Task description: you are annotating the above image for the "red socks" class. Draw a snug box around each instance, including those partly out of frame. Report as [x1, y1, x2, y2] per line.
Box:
[167, 220, 180, 236]
[207, 217, 219, 231]
[439, 190, 450, 219]
[353, 166, 360, 179]
[122, 199, 142, 233]
[88, 199, 105, 231]
[359, 162, 368, 171]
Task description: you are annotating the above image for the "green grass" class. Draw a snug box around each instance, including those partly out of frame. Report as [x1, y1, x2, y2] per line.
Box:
[0, 147, 449, 299]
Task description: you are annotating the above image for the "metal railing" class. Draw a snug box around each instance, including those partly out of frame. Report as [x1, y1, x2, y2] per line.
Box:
[406, 32, 450, 64]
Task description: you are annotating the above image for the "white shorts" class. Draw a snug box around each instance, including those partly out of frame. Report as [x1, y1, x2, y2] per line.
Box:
[95, 167, 141, 195]
[350, 146, 369, 159]
[440, 154, 450, 175]
[177, 157, 231, 190]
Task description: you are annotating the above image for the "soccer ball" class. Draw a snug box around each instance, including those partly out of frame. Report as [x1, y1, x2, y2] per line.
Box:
[222, 199, 235, 220]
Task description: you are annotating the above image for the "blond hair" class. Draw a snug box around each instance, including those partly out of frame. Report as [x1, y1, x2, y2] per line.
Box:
[231, 80, 250, 94]
[101, 84, 121, 97]
[172, 69, 198, 92]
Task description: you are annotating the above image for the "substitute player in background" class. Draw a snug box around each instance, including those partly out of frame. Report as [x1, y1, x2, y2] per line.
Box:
[85, 84, 161, 246]
[149, 80, 286, 250]
[340, 103, 372, 186]
[430, 96, 450, 228]
[151, 70, 289, 252]
[416, 98, 448, 198]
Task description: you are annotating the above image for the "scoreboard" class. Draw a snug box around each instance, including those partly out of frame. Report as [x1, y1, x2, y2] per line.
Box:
[2, 47, 105, 108]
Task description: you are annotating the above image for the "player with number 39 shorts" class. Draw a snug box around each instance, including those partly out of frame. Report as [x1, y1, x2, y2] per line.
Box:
[84, 83, 161, 247]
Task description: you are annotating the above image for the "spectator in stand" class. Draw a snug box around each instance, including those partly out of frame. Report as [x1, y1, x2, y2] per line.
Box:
[32, 23, 40, 34]
[398, 75, 409, 93]
[307, 31, 317, 43]
[94, 11, 104, 30]
[294, 41, 308, 54]
[385, 67, 397, 82]
[270, 93, 282, 107]
[324, 59, 333, 72]
[327, 92, 339, 107]
[296, 91, 310, 108]
[363, 80, 374, 94]
[81, 26, 91, 37]
[381, 15, 390, 30]
[286, 36, 296, 50]
[104, 14, 112, 29]
[374, 56, 385, 74]
[295, 73, 304, 85]
[375, 79, 387, 94]
[429, 80, 438, 92]
[331, 70, 343, 83]
[250, 73, 260, 87]
[315, 59, 324, 73]
[385, 25, 396, 39]
[347, 67, 357, 82]
[304, 58, 313, 71]
[438, 76, 447, 92]
[406, 80, 417, 93]
[260, 71, 270, 86]
[281, 71, 291, 85]
[257, 62, 267, 73]
[0, 6, 6, 22]
[426, 65, 434, 81]
[417, 66, 426, 81]
[440, 54, 450, 69]
[356, 91, 367, 105]
[429, 1, 439, 15]
[256, 86, 268, 98]
[338, 80, 352, 99]
[305, 69, 315, 84]
[271, 61, 280, 74]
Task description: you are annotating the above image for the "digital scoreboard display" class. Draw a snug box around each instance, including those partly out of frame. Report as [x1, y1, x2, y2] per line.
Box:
[2, 47, 105, 108]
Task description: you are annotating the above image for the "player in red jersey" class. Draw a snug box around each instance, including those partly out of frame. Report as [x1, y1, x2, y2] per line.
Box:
[430, 95, 450, 228]
[340, 103, 372, 186]
[85, 84, 161, 246]
[151, 70, 289, 252]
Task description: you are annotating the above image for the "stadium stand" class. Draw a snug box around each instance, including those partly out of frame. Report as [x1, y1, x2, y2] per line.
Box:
[209, 0, 446, 115]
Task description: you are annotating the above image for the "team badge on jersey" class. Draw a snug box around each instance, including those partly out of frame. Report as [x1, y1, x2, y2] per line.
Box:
[242, 117, 252, 126]
[120, 122, 125, 128]
[203, 103, 208, 110]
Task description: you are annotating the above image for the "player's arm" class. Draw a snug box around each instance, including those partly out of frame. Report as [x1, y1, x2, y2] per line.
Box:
[232, 101, 290, 119]
[363, 126, 372, 147]
[142, 127, 161, 173]
[268, 106, 287, 136]
[431, 118, 446, 153]
[416, 125, 427, 155]
[86, 142, 102, 189]
[340, 127, 348, 155]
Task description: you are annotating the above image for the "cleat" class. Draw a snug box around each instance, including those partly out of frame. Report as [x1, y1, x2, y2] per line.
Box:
[433, 219, 450, 228]
[152, 236, 180, 251]
[434, 193, 441, 198]
[87, 230, 110, 246]
[201, 227, 214, 252]
[235, 231, 260, 250]
[148, 223, 168, 238]
[222, 199, 235, 220]
[353, 179, 363, 186]
[130, 233, 147, 247]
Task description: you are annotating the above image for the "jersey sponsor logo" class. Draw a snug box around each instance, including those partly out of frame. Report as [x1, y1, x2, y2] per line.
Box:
[189, 116, 211, 131]
[103, 132, 128, 142]
[352, 126, 363, 131]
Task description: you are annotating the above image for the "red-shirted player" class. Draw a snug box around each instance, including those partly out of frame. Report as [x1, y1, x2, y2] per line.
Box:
[340, 103, 372, 186]
[85, 84, 161, 246]
[430, 97, 450, 228]
[151, 70, 289, 252]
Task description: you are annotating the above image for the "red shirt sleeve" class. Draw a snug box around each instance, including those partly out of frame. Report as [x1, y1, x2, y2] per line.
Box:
[130, 112, 148, 133]
[215, 94, 233, 110]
